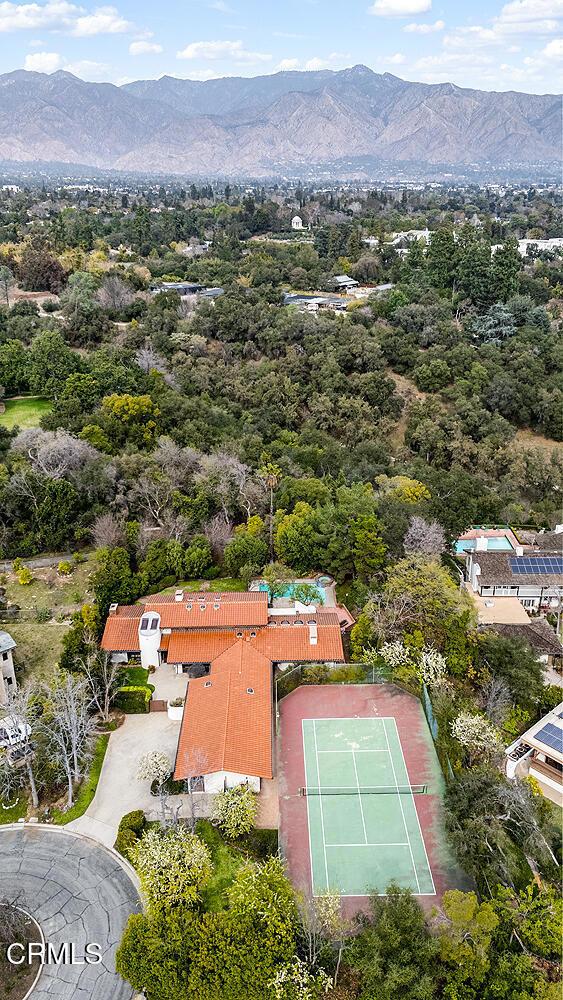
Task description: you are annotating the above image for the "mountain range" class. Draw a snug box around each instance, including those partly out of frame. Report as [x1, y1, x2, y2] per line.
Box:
[0, 65, 560, 177]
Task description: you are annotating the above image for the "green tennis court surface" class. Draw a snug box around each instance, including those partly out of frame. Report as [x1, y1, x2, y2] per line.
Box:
[302, 717, 435, 897]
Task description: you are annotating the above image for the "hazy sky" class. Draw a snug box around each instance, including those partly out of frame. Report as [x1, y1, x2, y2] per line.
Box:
[1, 0, 561, 93]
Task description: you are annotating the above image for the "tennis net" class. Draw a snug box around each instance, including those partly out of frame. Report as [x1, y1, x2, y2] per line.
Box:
[300, 784, 427, 796]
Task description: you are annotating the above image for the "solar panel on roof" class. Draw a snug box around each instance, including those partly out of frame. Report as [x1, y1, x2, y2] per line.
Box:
[509, 556, 563, 576]
[535, 723, 563, 755]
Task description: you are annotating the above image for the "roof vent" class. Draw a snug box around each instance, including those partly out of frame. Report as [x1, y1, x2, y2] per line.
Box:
[515, 545, 524, 556]
[309, 623, 318, 646]
[247, 687, 254, 695]
[294, 620, 304, 626]
[109, 603, 118, 615]
[213, 603, 220, 610]
[174, 589, 184, 602]
[187, 603, 192, 611]
[204, 680, 212, 688]
[200, 604, 206, 611]
[236, 631, 243, 638]
[250, 630, 257, 638]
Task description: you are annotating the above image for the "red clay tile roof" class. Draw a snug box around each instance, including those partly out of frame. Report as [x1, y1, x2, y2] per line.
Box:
[101, 615, 141, 652]
[143, 591, 266, 604]
[144, 592, 269, 629]
[254, 623, 344, 662]
[174, 640, 272, 781]
[167, 631, 238, 663]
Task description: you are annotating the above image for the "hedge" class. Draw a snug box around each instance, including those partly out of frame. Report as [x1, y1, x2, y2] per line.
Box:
[114, 685, 152, 714]
[114, 809, 147, 858]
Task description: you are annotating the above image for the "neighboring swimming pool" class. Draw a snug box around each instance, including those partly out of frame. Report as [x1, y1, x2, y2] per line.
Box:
[258, 582, 327, 604]
[455, 536, 515, 554]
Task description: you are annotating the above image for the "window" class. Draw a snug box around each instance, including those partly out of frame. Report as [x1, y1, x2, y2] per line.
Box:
[140, 616, 149, 630]
[1, 652, 7, 661]
[150, 617, 159, 630]
[5, 676, 12, 685]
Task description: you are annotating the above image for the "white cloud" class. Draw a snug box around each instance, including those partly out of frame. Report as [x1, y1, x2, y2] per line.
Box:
[24, 49, 61, 70]
[72, 5, 132, 36]
[129, 39, 162, 55]
[404, 18, 444, 32]
[209, 0, 234, 11]
[274, 57, 300, 71]
[176, 38, 271, 62]
[64, 57, 110, 78]
[368, 0, 431, 16]
[496, 0, 563, 29]
[381, 51, 406, 64]
[0, 0, 136, 35]
[29, 36, 45, 44]
[542, 37, 563, 58]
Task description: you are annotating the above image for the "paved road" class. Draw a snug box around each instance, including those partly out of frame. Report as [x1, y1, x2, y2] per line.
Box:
[0, 826, 140, 998]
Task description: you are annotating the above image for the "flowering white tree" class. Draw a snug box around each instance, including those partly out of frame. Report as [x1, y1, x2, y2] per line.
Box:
[271, 957, 333, 999]
[404, 516, 446, 556]
[130, 826, 212, 910]
[212, 784, 257, 839]
[451, 712, 503, 764]
[137, 750, 172, 824]
[418, 647, 449, 690]
[379, 640, 413, 670]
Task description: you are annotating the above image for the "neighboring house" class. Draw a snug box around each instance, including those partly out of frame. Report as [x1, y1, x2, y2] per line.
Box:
[326, 275, 359, 292]
[0, 631, 17, 705]
[454, 526, 521, 556]
[390, 228, 431, 246]
[291, 215, 303, 230]
[466, 550, 563, 612]
[481, 619, 562, 671]
[506, 703, 562, 806]
[150, 281, 204, 295]
[283, 292, 348, 313]
[101, 590, 345, 793]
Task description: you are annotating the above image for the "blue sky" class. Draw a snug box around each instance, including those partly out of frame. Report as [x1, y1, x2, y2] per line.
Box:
[1, 0, 561, 93]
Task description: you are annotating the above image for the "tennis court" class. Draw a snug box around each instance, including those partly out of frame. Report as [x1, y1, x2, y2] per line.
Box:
[302, 716, 435, 896]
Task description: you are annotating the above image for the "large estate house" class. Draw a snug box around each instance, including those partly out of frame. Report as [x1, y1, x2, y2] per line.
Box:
[466, 549, 563, 612]
[101, 589, 345, 793]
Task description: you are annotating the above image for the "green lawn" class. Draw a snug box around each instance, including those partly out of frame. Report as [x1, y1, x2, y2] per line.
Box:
[0, 396, 52, 430]
[0, 792, 28, 824]
[196, 819, 245, 911]
[120, 665, 149, 686]
[51, 734, 109, 825]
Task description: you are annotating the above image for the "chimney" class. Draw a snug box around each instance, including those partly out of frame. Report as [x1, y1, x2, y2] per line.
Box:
[475, 537, 488, 551]
[309, 623, 318, 646]
[515, 545, 524, 556]
[174, 589, 184, 602]
[108, 603, 118, 615]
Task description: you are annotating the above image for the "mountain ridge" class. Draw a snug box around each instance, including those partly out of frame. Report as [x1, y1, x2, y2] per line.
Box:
[0, 65, 559, 176]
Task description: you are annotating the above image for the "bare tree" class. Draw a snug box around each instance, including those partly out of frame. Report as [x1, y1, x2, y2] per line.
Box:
[204, 513, 233, 561]
[41, 676, 97, 810]
[195, 452, 260, 525]
[297, 890, 350, 986]
[12, 429, 99, 479]
[153, 437, 200, 489]
[0, 265, 14, 307]
[128, 471, 176, 529]
[404, 516, 446, 556]
[96, 274, 134, 312]
[77, 639, 121, 724]
[137, 750, 173, 826]
[482, 676, 511, 727]
[0, 685, 40, 809]
[363, 591, 418, 645]
[174, 746, 208, 831]
[91, 512, 125, 549]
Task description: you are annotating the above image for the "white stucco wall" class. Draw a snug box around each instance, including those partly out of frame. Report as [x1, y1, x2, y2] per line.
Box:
[203, 771, 261, 793]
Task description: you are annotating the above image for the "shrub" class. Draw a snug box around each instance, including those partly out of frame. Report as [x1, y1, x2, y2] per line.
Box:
[115, 809, 147, 858]
[130, 826, 212, 910]
[35, 606, 52, 623]
[114, 685, 152, 713]
[302, 664, 329, 684]
[17, 567, 33, 586]
[57, 560, 73, 576]
[115, 828, 138, 858]
[212, 785, 257, 839]
[329, 663, 367, 683]
[42, 299, 59, 313]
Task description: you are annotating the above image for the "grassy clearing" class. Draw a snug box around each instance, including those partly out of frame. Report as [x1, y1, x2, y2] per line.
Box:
[2, 555, 94, 616]
[120, 665, 149, 686]
[0, 396, 52, 430]
[0, 792, 28, 825]
[9, 622, 68, 683]
[51, 734, 110, 825]
[196, 819, 245, 911]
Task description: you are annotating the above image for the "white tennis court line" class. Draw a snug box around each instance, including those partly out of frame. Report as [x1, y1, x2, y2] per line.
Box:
[301, 719, 317, 903]
[312, 719, 329, 891]
[382, 717, 421, 895]
[326, 842, 410, 848]
[317, 748, 389, 753]
[389, 717, 436, 896]
[351, 750, 368, 844]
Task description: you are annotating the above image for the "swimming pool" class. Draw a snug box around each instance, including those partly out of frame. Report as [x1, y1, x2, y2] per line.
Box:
[258, 582, 327, 604]
[455, 536, 514, 554]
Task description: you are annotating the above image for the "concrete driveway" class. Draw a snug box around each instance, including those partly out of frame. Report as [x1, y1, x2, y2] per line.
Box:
[0, 825, 140, 999]
[68, 714, 183, 848]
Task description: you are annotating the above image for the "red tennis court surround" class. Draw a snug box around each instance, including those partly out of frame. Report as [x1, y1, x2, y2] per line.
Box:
[278, 683, 466, 917]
